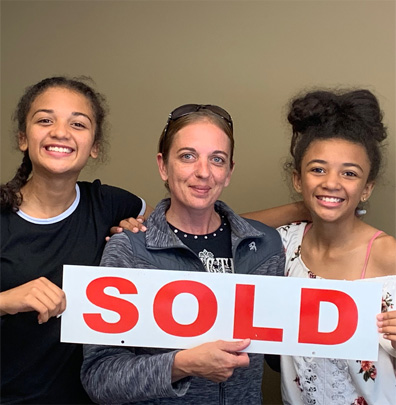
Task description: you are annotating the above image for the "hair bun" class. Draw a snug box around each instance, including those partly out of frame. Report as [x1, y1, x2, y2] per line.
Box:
[340, 90, 386, 142]
[287, 91, 339, 133]
[288, 89, 386, 143]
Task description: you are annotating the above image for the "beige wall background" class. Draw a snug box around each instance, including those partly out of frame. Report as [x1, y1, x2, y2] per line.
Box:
[1, 1, 395, 403]
[1, 1, 395, 238]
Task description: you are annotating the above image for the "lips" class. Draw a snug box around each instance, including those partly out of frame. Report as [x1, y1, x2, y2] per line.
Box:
[317, 196, 344, 203]
[190, 185, 211, 195]
[192, 186, 211, 191]
[45, 145, 73, 154]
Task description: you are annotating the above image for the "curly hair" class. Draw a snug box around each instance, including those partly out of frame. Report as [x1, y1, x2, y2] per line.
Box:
[287, 89, 387, 183]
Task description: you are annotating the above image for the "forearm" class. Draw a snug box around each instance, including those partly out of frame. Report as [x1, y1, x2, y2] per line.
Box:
[0, 292, 9, 316]
[82, 345, 189, 403]
[85, 236, 191, 402]
[240, 201, 310, 228]
[172, 350, 193, 382]
[0, 278, 66, 322]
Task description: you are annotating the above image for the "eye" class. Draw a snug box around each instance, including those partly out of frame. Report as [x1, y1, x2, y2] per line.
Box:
[212, 156, 226, 165]
[311, 167, 325, 174]
[181, 153, 195, 161]
[343, 171, 357, 177]
[37, 118, 52, 125]
[71, 122, 87, 129]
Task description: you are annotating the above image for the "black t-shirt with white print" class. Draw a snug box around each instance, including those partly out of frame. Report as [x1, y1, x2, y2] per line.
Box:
[168, 215, 233, 273]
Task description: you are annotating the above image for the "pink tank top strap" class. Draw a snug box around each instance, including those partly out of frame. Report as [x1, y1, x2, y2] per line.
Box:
[303, 222, 313, 235]
[361, 230, 384, 279]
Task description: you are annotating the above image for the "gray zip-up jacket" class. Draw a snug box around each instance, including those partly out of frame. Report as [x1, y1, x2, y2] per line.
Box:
[81, 199, 285, 405]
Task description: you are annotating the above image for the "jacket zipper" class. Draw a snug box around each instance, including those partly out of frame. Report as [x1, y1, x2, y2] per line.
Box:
[219, 382, 225, 404]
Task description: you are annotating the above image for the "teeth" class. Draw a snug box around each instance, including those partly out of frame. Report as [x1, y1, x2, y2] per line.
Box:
[47, 146, 72, 153]
[319, 196, 343, 203]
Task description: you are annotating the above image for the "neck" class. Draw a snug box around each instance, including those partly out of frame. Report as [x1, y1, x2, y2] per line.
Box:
[307, 215, 365, 249]
[19, 172, 79, 218]
[165, 204, 221, 235]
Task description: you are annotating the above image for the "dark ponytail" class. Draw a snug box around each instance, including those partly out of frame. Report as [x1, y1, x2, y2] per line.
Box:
[1, 151, 32, 212]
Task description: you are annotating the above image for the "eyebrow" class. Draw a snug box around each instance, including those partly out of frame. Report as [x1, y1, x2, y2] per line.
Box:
[32, 109, 93, 124]
[176, 147, 229, 157]
[306, 159, 364, 172]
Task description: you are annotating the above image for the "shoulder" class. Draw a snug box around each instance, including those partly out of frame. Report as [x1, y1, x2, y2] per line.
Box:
[1, 209, 23, 230]
[0, 209, 12, 220]
[78, 179, 144, 217]
[217, 200, 280, 240]
[107, 229, 150, 258]
[276, 221, 308, 244]
[78, 179, 139, 200]
[0, 210, 17, 240]
[101, 232, 137, 267]
[122, 229, 147, 248]
[244, 217, 280, 238]
[240, 218, 285, 263]
[371, 233, 396, 276]
[276, 221, 308, 236]
[103, 232, 131, 252]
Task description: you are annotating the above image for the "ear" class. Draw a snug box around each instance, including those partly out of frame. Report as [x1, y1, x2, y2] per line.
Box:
[224, 161, 235, 188]
[157, 153, 168, 181]
[292, 170, 302, 194]
[18, 132, 28, 152]
[90, 142, 99, 159]
[361, 181, 375, 203]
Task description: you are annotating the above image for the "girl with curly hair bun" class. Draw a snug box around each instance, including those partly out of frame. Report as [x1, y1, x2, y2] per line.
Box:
[275, 89, 396, 405]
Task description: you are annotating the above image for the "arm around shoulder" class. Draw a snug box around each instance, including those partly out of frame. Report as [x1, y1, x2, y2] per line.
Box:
[240, 201, 310, 228]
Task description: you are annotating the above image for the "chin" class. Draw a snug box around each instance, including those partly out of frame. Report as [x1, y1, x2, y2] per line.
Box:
[187, 199, 216, 210]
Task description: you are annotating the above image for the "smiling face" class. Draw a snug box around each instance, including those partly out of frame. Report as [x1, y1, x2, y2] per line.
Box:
[157, 120, 234, 215]
[293, 138, 374, 223]
[19, 87, 98, 178]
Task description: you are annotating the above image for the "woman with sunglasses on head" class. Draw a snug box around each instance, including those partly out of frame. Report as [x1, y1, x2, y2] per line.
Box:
[81, 104, 285, 404]
[274, 89, 395, 404]
[0, 76, 151, 404]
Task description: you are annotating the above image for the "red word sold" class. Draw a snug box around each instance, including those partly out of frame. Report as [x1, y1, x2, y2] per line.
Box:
[83, 277, 358, 345]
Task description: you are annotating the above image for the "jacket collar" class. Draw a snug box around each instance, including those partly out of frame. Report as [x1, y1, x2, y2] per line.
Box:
[145, 198, 265, 250]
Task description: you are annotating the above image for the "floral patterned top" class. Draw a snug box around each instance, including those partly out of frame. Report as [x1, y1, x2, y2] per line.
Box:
[277, 222, 396, 405]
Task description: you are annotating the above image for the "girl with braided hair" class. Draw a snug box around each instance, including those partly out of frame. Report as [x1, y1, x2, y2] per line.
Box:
[0, 77, 150, 403]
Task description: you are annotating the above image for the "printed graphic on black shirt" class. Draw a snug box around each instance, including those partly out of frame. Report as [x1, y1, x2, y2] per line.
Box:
[198, 249, 234, 273]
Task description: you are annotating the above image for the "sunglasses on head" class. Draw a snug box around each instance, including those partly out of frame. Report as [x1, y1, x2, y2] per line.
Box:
[162, 104, 233, 137]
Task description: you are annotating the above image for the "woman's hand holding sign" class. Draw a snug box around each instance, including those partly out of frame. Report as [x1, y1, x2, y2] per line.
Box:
[172, 339, 251, 383]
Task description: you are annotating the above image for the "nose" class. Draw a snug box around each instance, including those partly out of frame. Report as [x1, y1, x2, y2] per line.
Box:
[195, 159, 210, 178]
[322, 171, 341, 190]
[49, 120, 70, 139]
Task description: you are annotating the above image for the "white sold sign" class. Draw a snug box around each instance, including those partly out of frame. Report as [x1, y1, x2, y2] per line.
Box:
[61, 265, 383, 360]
